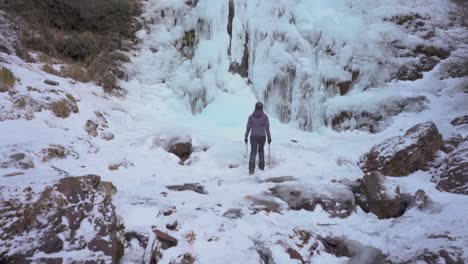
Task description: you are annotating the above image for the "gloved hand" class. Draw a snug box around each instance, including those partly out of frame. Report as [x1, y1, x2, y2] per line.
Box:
[244, 138, 248, 144]
[268, 138, 272, 144]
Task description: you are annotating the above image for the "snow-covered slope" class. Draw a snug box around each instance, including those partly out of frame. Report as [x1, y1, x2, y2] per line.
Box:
[1, 0, 468, 263]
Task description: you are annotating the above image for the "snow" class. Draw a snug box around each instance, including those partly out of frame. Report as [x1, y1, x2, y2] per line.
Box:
[1, 0, 468, 263]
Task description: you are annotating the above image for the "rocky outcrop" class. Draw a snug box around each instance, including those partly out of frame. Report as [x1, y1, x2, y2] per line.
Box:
[0, 175, 125, 264]
[434, 140, 468, 195]
[270, 184, 356, 218]
[359, 122, 442, 176]
[349, 172, 412, 219]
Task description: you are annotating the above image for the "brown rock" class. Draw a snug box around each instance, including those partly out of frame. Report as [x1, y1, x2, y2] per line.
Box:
[166, 221, 178, 230]
[359, 122, 442, 176]
[55, 175, 101, 203]
[352, 172, 411, 219]
[286, 247, 304, 264]
[168, 142, 193, 161]
[152, 228, 178, 249]
[435, 142, 468, 195]
[39, 232, 64, 253]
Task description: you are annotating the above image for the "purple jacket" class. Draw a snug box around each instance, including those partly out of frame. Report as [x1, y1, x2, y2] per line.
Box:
[245, 111, 271, 140]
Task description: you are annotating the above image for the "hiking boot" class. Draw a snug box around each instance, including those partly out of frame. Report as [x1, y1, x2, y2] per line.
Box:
[249, 170, 254, 176]
[259, 157, 265, 171]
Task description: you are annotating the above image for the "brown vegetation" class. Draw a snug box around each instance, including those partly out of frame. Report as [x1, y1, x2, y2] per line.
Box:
[1, 0, 142, 92]
[0, 67, 16, 92]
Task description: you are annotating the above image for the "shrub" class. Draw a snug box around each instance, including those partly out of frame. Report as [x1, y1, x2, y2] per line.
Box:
[60, 65, 90, 83]
[1, 0, 142, 93]
[0, 67, 16, 88]
[51, 99, 72, 118]
[42, 64, 58, 75]
[15, 47, 35, 63]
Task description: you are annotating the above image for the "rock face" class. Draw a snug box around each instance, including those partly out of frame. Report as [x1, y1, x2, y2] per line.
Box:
[270, 184, 356, 218]
[328, 96, 428, 133]
[0, 175, 125, 264]
[434, 140, 468, 195]
[359, 122, 443, 176]
[350, 172, 412, 219]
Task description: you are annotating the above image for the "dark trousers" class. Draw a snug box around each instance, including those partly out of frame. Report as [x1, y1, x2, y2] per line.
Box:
[249, 136, 266, 172]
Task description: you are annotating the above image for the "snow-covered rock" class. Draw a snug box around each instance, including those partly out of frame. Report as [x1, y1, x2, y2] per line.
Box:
[0, 175, 124, 264]
[269, 183, 356, 218]
[359, 122, 443, 176]
[434, 140, 468, 195]
[350, 171, 412, 219]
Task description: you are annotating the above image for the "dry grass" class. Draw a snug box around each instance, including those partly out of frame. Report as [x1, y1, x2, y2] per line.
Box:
[42, 64, 59, 75]
[0, 67, 16, 88]
[3, 0, 142, 93]
[15, 47, 35, 63]
[51, 99, 72, 118]
[60, 65, 90, 82]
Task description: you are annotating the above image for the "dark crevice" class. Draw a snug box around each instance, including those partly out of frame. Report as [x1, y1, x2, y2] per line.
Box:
[227, 0, 234, 56]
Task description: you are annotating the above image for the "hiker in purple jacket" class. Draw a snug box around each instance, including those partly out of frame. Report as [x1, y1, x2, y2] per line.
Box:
[245, 102, 271, 175]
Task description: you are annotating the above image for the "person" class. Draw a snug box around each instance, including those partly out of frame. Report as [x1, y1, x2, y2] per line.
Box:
[244, 102, 272, 175]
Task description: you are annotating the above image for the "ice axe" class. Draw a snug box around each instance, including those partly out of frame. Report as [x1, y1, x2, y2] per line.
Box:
[244, 142, 248, 159]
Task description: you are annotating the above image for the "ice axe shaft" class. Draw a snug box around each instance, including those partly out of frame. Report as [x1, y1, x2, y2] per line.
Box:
[267, 144, 272, 166]
[245, 142, 248, 159]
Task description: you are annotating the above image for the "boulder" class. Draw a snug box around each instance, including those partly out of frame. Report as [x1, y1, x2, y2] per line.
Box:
[359, 122, 442, 176]
[350, 172, 411, 219]
[0, 175, 124, 263]
[270, 184, 356, 218]
[168, 141, 192, 161]
[152, 228, 178, 250]
[318, 236, 387, 264]
[435, 141, 468, 195]
[154, 135, 193, 161]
